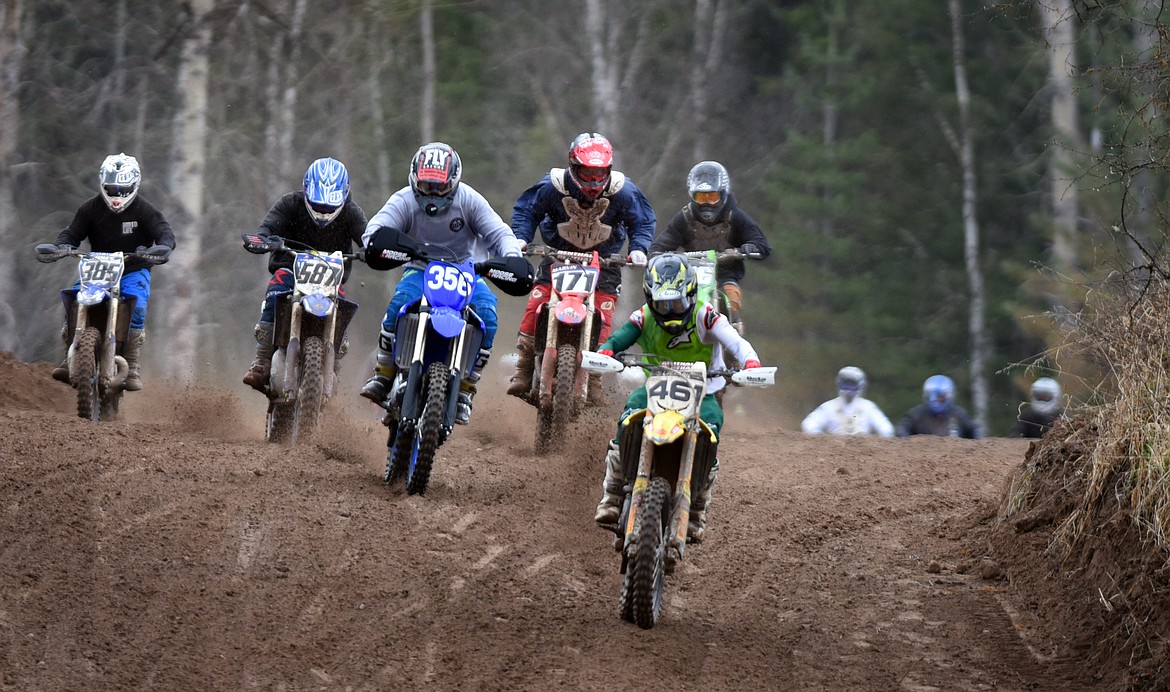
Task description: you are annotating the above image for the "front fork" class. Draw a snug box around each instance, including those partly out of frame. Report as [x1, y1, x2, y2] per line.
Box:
[537, 294, 596, 408]
[618, 425, 698, 571]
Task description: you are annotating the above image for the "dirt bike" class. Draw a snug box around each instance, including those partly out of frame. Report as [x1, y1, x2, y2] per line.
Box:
[364, 227, 533, 495]
[681, 247, 762, 336]
[519, 246, 629, 454]
[581, 350, 776, 629]
[241, 234, 362, 444]
[34, 244, 166, 421]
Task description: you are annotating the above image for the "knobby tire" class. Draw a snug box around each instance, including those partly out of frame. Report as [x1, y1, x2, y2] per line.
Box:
[626, 475, 671, 629]
[293, 336, 326, 442]
[406, 361, 448, 496]
[74, 327, 100, 421]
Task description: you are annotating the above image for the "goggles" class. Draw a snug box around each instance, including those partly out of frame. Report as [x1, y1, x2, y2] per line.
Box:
[307, 199, 341, 215]
[415, 179, 455, 197]
[691, 191, 722, 205]
[653, 297, 691, 316]
[576, 166, 610, 184]
[1034, 391, 1055, 402]
[103, 184, 135, 198]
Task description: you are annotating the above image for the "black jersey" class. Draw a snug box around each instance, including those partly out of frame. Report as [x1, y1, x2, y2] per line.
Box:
[56, 195, 176, 273]
[255, 192, 367, 282]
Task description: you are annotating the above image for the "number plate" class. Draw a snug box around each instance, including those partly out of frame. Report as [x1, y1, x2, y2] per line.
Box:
[79, 253, 125, 289]
[294, 252, 344, 295]
[550, 264, 599, 295]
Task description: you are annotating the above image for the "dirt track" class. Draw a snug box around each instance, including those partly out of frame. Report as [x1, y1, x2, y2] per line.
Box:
[0, 353, 1102, 690]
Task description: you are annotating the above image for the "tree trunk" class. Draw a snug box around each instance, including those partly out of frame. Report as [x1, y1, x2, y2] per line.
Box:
[949, 0, 988, 428]
[585, 0, 618, 135]
[165, 0, 214, 383]
[420, 0, 435, 142]
[1038, 0, 1079, 272]
[0, 0, 23, 352]
[688, 0, 727, 159]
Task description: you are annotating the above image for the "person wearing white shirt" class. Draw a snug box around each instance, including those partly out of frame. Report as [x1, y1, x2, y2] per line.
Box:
[801, 366, 894, 437]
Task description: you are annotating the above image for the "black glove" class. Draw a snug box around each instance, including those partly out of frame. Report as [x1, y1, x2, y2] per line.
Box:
[56, 243, 75, 253]
[739, 243, 762, 258]
[143, 244, 172, 263]
[266, 235, 284, 251]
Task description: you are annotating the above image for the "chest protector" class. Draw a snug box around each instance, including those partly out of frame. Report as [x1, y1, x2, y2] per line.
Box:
[682, 205, 733, 252]
[550, 168, 626, 250]
[634, 304, 714, 365]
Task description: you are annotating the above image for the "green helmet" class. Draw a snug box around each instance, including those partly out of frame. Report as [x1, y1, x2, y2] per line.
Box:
[643, 253, 698, 335]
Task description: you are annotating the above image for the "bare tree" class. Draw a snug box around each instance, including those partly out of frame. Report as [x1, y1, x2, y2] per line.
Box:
[688, 0, 728, 159]
[420, 0, 435, 142]
[165, 0, 215, 382]
[0, 0, 23, 352]
[1038, 0, 1081, 273]
[948, 0, 988, 427]
[263, 0, 309, 197]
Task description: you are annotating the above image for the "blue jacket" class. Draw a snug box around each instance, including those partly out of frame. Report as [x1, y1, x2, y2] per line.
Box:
[511, 168, 655, 257]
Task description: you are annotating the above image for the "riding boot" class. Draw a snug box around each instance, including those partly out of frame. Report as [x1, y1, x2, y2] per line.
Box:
[593, 441, 625, 525]
[51, 324, 70, 383]
[123, 329, 146, 391]
[456, 348, 490, 425]
[687, 458, 720, 543]
[506, 333, 536, 398]
[242, 322, 276, 391]
[360, 329, 398, 403]
[586, 373, 607, 407]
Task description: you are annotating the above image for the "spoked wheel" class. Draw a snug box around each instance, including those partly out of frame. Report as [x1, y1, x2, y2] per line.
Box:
[292, 336, 326, 442]
[385, 418, 415, 485]
[406, 362, 449, 496]
[621, 475, 671, 629]
[266, 399, 295, 443]
[73, 327, 100, 422]
[534, 343, 579, 455]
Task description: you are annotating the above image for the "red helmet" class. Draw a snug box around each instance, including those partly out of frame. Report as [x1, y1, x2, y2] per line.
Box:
[567, 132, 613, 200]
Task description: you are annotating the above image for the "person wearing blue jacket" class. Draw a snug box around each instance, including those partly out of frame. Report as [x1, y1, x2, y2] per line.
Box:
[505, 132, 656, 406]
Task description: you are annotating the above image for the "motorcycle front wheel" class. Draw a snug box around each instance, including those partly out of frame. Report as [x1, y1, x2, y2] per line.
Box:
[73, 327, 101, 422]
[406, 361, 449, 496]
[621, 474, 671, 629]
[292, 336, 326, 441]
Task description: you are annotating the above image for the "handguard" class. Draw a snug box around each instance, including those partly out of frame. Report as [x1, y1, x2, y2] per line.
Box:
[580, 350, 624, 374]
[731, 366, 777, 387]
[476, 255, 535, 297]
[365, 226, 420, 271]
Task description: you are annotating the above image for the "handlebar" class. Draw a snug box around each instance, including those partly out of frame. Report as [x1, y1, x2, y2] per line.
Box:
[35, 244, 168, 266]
[679, 247, 763, 263]
[241, 233, 365, 262]
[524, 245, 632, 268]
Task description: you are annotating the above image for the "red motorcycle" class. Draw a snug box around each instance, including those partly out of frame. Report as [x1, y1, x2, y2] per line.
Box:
[521, 246, 628, 454]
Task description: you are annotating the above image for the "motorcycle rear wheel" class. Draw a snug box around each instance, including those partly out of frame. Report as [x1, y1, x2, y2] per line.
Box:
[266, 400, 295, 444]
[622, 474, 671, 629]
[406, 361, 448, 496]
[74, 327, 100, 422]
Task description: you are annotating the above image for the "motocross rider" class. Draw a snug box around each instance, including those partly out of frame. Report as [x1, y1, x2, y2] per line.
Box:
[241, 157, 368, 391]
[895, 374, 983, 438]
[506, 132, 656, 406]
[592, 252, 762, 543]
[47, 153, 175, 391]
[1010, 377, 1063, 438]
[801, 366, 895, 436]
[360, 142, 526, 426]
[648, 161, 771, 333]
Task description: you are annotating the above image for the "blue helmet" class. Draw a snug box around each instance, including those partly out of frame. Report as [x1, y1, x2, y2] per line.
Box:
[303, 157, 350, 227]
[922, 375, 955, 415]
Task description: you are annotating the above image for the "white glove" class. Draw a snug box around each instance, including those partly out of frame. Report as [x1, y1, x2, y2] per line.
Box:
[628, 250, 647, 267]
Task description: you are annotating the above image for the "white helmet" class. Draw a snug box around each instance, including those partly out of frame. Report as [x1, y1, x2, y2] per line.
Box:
[836, 366, 866, 402]
[1030, 377, 1061, 417]
[98, 153, 141, 213]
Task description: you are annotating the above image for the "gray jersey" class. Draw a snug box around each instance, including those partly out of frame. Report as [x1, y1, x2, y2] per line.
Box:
[362, 184, 524, 270]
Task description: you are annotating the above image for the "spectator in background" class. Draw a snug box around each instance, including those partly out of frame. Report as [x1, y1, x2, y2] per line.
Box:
[801, 366, 894, 436]
[895, 374, 982, 439]
[1010, 377, 1063, 438]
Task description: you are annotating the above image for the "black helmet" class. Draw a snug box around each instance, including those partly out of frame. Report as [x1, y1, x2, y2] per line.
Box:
[686, 160, 730, 225]
[642, 253, 698, 335]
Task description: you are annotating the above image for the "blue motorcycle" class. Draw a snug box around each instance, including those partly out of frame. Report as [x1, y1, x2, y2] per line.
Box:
[365, 227, 533, 494]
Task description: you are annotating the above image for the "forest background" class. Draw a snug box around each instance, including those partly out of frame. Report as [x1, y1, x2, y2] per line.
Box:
[0, 0, 1159, 435]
